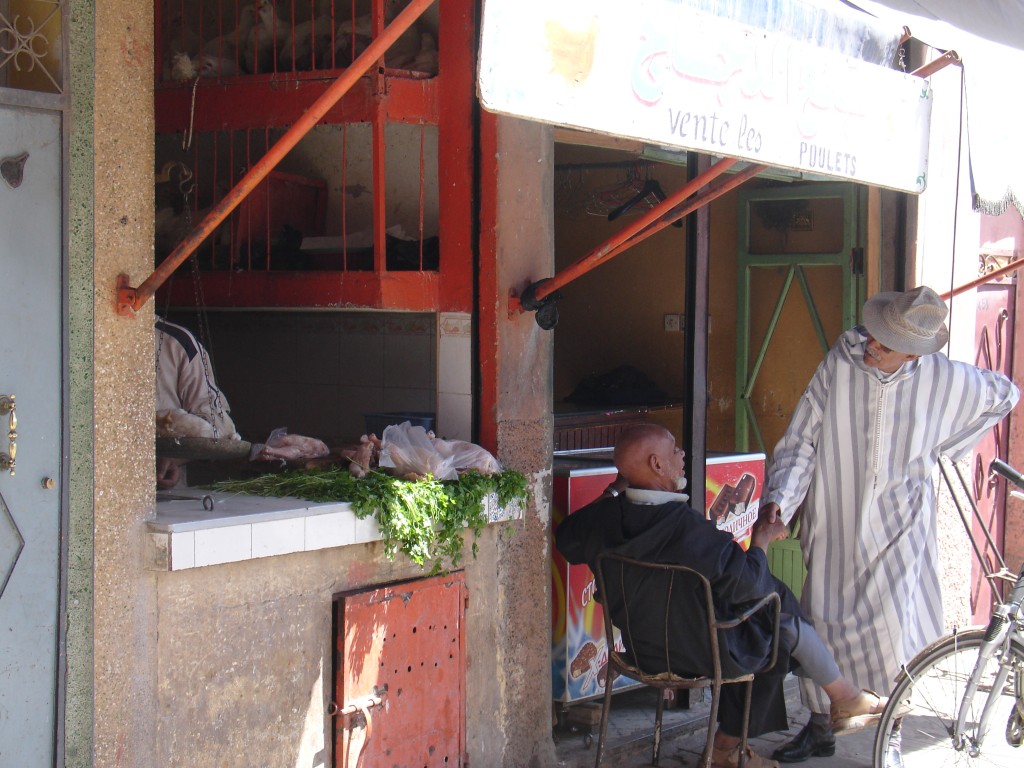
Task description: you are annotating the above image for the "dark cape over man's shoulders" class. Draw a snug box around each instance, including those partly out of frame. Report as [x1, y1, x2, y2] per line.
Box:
[556, 495, 740, 579]
[555, 494, 796, 618]
[554, 493, 800, 677]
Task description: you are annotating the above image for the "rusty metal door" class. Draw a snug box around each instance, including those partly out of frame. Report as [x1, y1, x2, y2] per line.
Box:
[969, 282, 1015, 623]
[334, 572, 467, 767]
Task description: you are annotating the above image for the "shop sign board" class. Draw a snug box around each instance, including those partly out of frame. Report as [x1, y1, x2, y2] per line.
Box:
[479, 0, 933, 193]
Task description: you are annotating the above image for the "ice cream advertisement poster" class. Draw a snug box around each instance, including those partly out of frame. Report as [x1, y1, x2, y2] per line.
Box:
[551, 552, 636, 701]
[551, 471, 638, 702]
[705, 454, 766, 550]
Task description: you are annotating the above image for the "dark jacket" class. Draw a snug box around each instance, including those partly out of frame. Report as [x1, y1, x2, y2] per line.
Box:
[555, 495, 802, 679]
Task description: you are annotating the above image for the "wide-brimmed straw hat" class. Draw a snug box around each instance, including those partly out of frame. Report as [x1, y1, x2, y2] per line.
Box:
[862, 286, 949, 356]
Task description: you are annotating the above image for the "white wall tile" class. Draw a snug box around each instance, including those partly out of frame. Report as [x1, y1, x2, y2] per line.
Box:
[194, 525, 252, 568]
[169, 531, 195, 570]
[437, 392, 472, 441]
[438, 333, 471, 395]
[384, 333, 433, 384]
[352, 512, 382, 544]
[337, 331, 384, 387]
[252, 518, 305, 559]
[305, 510, 356, 550]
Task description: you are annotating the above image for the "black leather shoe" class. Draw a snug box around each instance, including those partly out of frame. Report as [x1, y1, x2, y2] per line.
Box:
[772, 718, 836, 763]
[884, 727, 903, 768]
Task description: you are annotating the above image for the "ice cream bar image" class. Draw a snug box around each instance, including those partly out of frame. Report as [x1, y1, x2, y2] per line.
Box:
[709, 473, 757, 521]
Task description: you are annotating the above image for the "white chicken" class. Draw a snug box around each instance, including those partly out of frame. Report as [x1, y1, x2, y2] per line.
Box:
[250, 428, 330, 464]
[381, 1, 422, 70]
[156, 408, 216, 439]
[196, 52, 243, 79]
[165, 5, 200, 60]
[408, 30, 437, 74]
[244, 0, 288, 74]
[200, 3, 257, 66]
[279, 11, 335, 72]
[323, 11, 374, 69]
[319, 0, 427, 71]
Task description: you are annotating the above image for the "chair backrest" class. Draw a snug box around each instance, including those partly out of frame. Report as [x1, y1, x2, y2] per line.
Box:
[594, 552, 778, 681]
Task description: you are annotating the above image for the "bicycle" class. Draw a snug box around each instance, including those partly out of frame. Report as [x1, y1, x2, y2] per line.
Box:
[871, 458, 1024, 768]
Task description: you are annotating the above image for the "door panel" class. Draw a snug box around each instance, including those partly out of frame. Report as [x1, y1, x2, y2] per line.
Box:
[335, 573, 466, 767]
[736, 184, 865, 455]
[0, 104, 63, 764]
[969, 283, 1014, 623]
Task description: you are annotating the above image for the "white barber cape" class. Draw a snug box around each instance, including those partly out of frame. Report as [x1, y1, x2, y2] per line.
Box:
[763, 326, 1019, 713]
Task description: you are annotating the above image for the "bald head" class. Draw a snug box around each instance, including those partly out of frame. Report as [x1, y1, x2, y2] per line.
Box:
[613, 424, 686, 492]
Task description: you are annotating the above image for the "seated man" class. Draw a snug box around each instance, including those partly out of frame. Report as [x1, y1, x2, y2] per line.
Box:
[555, 425, 884, 768]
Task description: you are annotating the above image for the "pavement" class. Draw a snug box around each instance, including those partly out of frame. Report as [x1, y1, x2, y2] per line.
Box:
[554, 676, 878, 768]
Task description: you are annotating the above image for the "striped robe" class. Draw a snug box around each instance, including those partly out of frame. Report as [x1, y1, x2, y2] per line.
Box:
[763, 326, 1019, 713]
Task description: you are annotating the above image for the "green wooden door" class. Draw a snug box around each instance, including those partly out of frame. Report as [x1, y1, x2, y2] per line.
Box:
[735, 184, 866, 455]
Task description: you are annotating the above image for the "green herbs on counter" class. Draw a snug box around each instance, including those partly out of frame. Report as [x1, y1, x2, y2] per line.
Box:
[209, 467, 529, 574]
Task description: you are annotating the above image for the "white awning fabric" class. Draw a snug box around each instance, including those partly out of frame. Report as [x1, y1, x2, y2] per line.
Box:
[849, 0, 1024, 216]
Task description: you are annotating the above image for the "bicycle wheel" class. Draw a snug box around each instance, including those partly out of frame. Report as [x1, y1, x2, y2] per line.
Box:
[873, 628, 1022, 768]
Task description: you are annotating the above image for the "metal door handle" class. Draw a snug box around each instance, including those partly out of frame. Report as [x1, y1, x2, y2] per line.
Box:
[330, 687, 387, 762]
[0, 395, 16, 475]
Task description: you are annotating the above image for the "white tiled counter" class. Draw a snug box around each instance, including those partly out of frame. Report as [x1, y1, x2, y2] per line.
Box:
[147, 488, 523, 571]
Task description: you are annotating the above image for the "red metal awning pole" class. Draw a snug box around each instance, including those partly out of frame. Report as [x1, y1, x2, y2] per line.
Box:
[592, 162, 768, 270]
[116, 0, 436, 317]
[940, 259, 1023, 301]
[512, 157, 739, 313]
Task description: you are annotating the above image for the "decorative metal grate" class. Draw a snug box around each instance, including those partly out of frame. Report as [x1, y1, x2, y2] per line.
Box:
[0, 0, 64, 95]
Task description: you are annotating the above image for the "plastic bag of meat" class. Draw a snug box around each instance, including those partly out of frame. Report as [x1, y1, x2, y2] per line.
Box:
[429, 435, 502, 475]
[249, 427, 330, 464]
[379, 422, 457, 480]
[378, 422, 502, 481]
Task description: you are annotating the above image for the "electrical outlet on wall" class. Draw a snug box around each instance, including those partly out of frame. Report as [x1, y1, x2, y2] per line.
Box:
[663, 314, 681, 332]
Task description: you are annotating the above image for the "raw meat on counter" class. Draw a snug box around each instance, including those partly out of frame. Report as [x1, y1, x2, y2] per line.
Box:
[249, 427, 330, 463]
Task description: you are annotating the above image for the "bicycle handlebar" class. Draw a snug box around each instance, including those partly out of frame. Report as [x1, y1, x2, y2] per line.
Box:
[990, 458, 1024, 490]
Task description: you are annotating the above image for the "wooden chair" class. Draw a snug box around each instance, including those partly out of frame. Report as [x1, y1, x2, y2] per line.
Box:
[593, 552, 781, 768]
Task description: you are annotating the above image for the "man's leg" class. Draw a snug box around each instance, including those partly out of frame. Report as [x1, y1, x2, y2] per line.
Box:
[772, 620, 835, 763]
[771, 712, 834, 763]
[711, 673, 788, 768]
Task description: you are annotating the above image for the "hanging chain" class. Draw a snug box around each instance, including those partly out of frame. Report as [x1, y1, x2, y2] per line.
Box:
[155, 164, 195, 389]
[158, 164, 228, 438]
[181, 178, 228, 439]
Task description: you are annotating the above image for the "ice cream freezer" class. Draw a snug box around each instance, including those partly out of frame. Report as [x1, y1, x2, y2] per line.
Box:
[550, 449, 766, 705]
